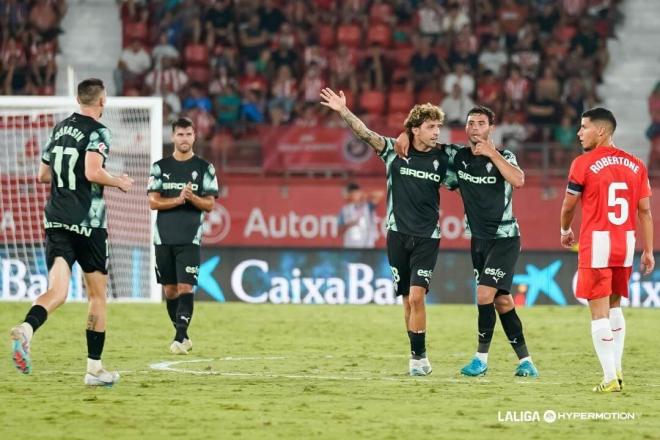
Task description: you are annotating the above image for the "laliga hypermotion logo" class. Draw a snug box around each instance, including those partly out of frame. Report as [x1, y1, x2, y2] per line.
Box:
[202, 203, 231, 244]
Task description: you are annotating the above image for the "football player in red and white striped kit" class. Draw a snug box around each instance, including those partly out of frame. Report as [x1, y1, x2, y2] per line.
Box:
[560, 107, 654, 393]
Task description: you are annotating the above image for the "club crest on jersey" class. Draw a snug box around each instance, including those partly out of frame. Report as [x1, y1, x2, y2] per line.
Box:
[192, 170, 199, 180]
[433, 159, 439, 171]
[486, 162, 493, 173]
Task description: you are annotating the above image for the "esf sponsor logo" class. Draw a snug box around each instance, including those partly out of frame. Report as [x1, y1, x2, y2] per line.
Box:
[484, 267, 506, 282]
[230, 259, 400, 305]
[458, 170, 496, 184]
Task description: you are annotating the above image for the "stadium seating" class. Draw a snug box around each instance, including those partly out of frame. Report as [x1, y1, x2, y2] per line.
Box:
[107, 0, 624, 176]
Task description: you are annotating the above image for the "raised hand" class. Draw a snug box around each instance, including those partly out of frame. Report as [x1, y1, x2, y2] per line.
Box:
[472, 135, 496, 158]
[320, 88, 347, 112]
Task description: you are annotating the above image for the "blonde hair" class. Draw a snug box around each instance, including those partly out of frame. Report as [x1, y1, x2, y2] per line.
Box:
[404, 103, 445, 137]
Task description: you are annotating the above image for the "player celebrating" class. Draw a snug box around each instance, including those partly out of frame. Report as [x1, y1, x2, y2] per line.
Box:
[10, 78, 134, 385]
[321, 88, 455, 376]
[395, 106, 538, 378]
[148, 117, 219, 355]
[560, 108, 654, 392]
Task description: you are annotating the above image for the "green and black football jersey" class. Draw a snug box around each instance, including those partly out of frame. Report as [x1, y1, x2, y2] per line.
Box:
[41, 112, 111, 231]
[445, 145, 521, 239]
[378, 137, 455, 238]
[147, 155, 219, 245]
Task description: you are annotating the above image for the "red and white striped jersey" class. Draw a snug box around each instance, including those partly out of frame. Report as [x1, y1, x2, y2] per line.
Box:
[567, 145, 652, 268]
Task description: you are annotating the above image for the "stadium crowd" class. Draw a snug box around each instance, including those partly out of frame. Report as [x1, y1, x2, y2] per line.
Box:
[0, 0, 67, 95]
[115, 0, 621, 163]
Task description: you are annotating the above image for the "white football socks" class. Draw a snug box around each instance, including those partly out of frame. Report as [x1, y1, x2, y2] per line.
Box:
[609, 307, 626, 373]
[475, 352, 488, 363]
[87, 358, 103, 373]
[591, 318, 617, 383]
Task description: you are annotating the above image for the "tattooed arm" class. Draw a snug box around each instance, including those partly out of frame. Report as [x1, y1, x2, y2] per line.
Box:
[320, 88, 386, 153]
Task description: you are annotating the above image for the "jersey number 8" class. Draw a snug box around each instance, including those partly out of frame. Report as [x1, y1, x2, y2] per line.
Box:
[607, 182, 628, 226]
[52, 145, 79, 190]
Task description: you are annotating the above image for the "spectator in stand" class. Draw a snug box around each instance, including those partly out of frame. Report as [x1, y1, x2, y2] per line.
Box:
[211, 46, 240, 74]
[563, 77, 587, 123]
[152, 32, 180, 69]
[208, 65, 234, 96]
[145, 57, 189, 97]
[535, 2, 560, 37]
[304, 44, 328, 74]
[239, 61, 268, 95]
[215, 83, 242, 128]
[553, 113, 577, 166]
[360, 44, 389, 92]
[511, 29, 541, 79]
[269, 65, 298, 122]
[254, 48, 274, 79]
[301, 61, 325, 105]
[114, 40, 151, 95]
[478, 37, 508, 77]
[259, 0, 285, 35]
[494, 110, 527, 153]
[272, 21, 297, 49]
[29, 0, 63, 40]
[535, 65, 561, 103]
[271, 39, 300, 76]
[498, 0, 528, 49]
[444, 63, 475, 99]
[410, 36, 441, 92]
[2, 0, 29, 36]
[239, 14, 268, 61]
[571, 17, 599, 57]
[528, 82, 559, 126]
[1, 35, 28, 94]
[338, 182, 383, 249]
[477, 69, 503, 114]
[442, 83, 475, 127]
[417, 0, 443, 42]
[294, 102, 321, 127]
[504, 65, 530, 107]
[448, 40, 478, 72]
[29, 36, 56, 91]
[182, 83, 213, 113]
[241, 89, 266, 123]
[329, 45, 357, 95]
[442, 1, 470, 35]
[205, 0, 236, 46]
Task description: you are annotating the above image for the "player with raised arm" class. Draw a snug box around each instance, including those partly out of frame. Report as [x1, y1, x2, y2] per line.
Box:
[395, 106, 538, 378]
[9, 78, 134, 386]
[148, 117, 219, 354]
[321, 88, 455, 376]
[560, 108, 654, 392]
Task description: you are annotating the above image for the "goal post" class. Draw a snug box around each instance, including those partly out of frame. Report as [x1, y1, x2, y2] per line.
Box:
[0, 96, 162, 302]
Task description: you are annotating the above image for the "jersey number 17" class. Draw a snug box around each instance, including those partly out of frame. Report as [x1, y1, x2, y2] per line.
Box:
[52, 146, 79, 190]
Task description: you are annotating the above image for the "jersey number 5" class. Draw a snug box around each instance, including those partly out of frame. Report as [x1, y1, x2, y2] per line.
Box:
[608, 182, 628, 225]
[52, 146, 79, 190]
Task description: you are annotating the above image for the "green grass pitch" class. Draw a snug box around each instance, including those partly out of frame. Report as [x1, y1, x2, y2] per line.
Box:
[1, 303, 659, 439]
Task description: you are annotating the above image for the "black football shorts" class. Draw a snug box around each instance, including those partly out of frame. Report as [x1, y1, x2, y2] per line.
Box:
[387, 230, 440, 296]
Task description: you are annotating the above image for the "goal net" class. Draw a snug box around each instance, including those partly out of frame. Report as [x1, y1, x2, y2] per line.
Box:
[0, 96, 162, 302]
